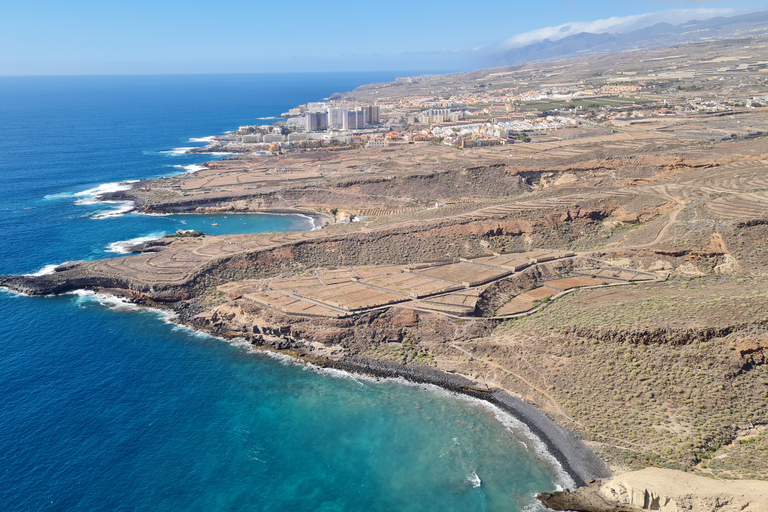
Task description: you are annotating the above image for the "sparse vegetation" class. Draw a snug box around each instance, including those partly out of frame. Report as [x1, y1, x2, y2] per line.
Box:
[165, 230, 204, 238]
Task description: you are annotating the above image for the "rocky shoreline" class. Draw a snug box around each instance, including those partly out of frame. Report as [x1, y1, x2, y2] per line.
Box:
[167, 286, 611, 489]
[0, 269, 609, 500]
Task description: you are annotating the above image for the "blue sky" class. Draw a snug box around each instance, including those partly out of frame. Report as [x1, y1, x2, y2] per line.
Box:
[1, 0, 767, 75]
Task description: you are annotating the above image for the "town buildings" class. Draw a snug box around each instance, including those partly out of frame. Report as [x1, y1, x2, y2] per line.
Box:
[305, 112, 328, 131]
[342, 109, 366, 130]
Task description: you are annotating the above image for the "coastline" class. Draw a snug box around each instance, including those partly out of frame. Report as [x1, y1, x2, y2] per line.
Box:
[10, 282, 589, 493]
[5, 153, 758, 511]
[71, 176, 332, 252]
[87, 177, 332, 228]
[82, 286, 601, 490]
[8, 63, 768, 510]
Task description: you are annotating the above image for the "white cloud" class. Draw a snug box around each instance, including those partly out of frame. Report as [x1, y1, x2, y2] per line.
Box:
[500, 8, 734, 48]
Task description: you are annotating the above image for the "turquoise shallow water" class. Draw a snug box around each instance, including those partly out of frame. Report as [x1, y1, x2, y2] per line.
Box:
[0, 74, 561, 511]
[104, 213, 314, 254]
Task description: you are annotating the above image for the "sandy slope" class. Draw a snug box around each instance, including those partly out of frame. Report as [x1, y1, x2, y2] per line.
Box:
[600, 468, 768, 511]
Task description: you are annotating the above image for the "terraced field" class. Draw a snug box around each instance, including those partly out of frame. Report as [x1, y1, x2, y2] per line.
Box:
[361, 273, 460, 298]
[707, 191, 768, 220]
[294, 281, 407, 311]
[212, 255, 655, 320]
[412, 262, 511, 286]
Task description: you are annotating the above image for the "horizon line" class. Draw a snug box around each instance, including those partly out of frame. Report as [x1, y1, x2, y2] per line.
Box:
[0, 69, 465, 79]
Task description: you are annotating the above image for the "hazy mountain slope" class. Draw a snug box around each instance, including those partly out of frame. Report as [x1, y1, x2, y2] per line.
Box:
[493, 10, 768, 67]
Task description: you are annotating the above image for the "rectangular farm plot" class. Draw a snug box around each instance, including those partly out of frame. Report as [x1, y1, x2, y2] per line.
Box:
[593, 269, 640, 281]
[415, 301, 475, 315]
[526, 287, 557, 300]
[426, 288, 484, 307]
[268, 276, 323, 291]
[418, 288, 484, 316]
[470, 255, 536, 271]
[244, 291, 301, 309]
[243, 291, 343, 317]
[471, 256, 527, 269]
[361, 273, 462, 298]
[413, 262, 511, 286]
[297, 303, 347, 317]
[351, 265, 407, 279]
[495, 286, 557, 315]
[495, 295, 539, 316]
[317, 268, 357, 285]
[295, 282, 407, 310]
[218, 279, 266, 299]
[544, 277, 621, 290]
[533, 252, 575, 263]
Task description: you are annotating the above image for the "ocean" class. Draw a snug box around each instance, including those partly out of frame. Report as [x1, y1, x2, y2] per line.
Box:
[0, 74, 562, 511]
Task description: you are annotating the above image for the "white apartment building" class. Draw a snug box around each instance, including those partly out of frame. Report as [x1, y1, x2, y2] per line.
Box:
[328, 108, 348, 129]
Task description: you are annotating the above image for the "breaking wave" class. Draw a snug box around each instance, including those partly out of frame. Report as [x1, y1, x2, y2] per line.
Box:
[89, 201, 135, 219]
[24, 264, 64, 276]
[44, 180, 137, 202]
[161, 147, 196, 156]
[176, 164, 207, 173]
[106, 232, 166, 254]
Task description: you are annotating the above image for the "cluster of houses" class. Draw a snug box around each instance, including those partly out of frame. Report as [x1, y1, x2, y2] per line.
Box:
[233, 112, 582, 154]
[687, 96, 768, 112]
[233, 74, 753, 154]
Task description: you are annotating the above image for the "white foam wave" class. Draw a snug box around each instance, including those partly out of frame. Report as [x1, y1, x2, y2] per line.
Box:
[106, 232, 165, 254]
[43, 181, 140, 219]
[465, 472, 482, 488]
[79, 180, 138, 198]
[0, 286, 31, 297]
[24, 264, 62, 277]
[43, 191, 79, 200]
[306, 364, 381, 385]
[254, 349, 308, 364]
[436, 387, 575, 490]
[161, 147, 196, 156]
[475, 398, 575, 490]
[90, 201, 135, 219]
[258, 117, 278, 120]
[150, 307, 212, 339]
[182, 164, 207, 173]
[155, 307, 180, 324]
[521, 498, 547, 512]
[45, 180, 138, 202]
[64, 290, 212, 337]
[189, 136, 217, 142]
[139, 212, 172, 217]
[247, 351, 383, 386]
[67, 290, 141, 312]
[149, 304, 218, 340]
[289, 213, 320, 231]
[226, 336, 252, 348]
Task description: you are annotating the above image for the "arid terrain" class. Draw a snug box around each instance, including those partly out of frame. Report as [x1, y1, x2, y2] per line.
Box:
[6, 36, 768, 511]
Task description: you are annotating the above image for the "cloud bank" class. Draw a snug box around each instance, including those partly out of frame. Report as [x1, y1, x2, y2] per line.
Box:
[499, 8, 734, 48]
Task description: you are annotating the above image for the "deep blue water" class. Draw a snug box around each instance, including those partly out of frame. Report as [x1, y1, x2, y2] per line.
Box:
[0, 74, 562, 511]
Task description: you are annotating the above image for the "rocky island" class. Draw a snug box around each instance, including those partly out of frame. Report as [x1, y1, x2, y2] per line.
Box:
[6, 37, 768, 511]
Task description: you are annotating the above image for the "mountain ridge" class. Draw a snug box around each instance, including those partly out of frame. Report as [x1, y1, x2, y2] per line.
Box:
[491, 10, 768, 67]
